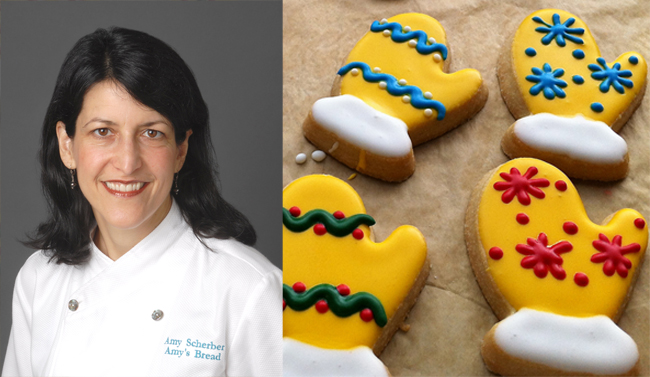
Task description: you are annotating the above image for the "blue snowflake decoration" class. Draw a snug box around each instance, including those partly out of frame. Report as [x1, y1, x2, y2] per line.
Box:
[588, 57, 634, 94]
[526, 63, 568, 99]
[532, 13, 584, 46]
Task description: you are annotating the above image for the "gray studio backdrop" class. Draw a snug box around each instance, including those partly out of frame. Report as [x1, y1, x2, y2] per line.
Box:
[0, 1, 282, 368]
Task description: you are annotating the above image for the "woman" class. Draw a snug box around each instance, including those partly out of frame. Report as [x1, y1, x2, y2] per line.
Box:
[2, 27, 281, 376]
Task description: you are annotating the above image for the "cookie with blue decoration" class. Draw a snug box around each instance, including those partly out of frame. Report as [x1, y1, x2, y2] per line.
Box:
[497, 9, 647, 181]
[303, 13, 487, 182]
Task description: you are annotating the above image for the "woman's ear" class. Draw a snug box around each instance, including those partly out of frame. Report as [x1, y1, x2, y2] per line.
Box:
[56, 121, 76, 169]
[175, 129, 193, 172]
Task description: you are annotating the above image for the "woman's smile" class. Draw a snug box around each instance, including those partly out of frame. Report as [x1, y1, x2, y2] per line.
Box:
[102, 181, 149, 197]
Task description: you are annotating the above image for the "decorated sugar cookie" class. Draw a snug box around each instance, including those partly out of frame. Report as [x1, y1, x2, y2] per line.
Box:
[498, 9, 647, 181]
[465, 158, 648, 376]
[283, 175, 429, 376]
[303, 13, 487, 182]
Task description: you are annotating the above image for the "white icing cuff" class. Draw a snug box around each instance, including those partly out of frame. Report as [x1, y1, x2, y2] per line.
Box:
[283, 338, 389, 377]
[513, 113, 628, 164]
[311, 94, 412, 158]
[494, 308, 638, 375]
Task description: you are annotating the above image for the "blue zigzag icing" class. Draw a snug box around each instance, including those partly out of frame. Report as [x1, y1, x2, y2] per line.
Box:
[370, 21, 448, 59]
[338, 62, 446, 120]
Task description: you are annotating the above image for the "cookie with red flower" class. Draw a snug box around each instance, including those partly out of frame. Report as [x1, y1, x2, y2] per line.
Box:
[465, 158, 647, 376]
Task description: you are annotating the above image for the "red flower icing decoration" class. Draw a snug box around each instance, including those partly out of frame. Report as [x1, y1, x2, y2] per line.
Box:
[591, 234, 641, 278]
[493, 167, 550, 205]
[516, 233, 572, 280]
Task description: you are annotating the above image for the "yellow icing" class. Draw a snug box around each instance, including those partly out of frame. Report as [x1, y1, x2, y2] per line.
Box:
[511, 9, 647, 126]
[478, 158, 648, 318]
[283, 175, 427, 349]
[340, 13, 484, 136]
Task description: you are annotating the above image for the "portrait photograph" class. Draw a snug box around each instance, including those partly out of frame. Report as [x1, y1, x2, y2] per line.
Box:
[0, 2, 282, 376]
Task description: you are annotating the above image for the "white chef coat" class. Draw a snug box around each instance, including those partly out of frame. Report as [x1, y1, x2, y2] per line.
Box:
[2, 200, 282, 377]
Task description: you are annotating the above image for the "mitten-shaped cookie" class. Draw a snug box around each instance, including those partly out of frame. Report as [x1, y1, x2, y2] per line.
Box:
[283, 175, 429, 376]
[304, 13, 487, 182]
[498, 9, 646, 181]
[466, 158, 647, 376]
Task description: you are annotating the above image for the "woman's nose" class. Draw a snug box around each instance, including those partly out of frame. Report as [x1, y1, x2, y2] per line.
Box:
[112, 136, 142, 174]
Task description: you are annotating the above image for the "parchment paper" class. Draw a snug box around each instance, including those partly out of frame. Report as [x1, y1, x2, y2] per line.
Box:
[283, 1, 650, 375]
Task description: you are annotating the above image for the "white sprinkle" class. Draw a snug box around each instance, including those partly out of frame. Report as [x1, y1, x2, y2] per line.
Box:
[424, 91, 433, 99]
[311, 150, 326, 162]
[402, 95, 411, 103]
[403, 26, 412, 32]
[433, 53, 442, 62]
[398, 79, 407, 85]
[328, 142, 339, 153]
[428, 37, 436, 44]
[408, 39, 417, 47]
[379, 82, 387, 89]
[295, 153, 307, 164]
[373, 67, 381, 73]
[424, 109, 433, 117]
[383, 30, 391, 37]
[351, 68, 359, 76]
[380, 18, 388, 24]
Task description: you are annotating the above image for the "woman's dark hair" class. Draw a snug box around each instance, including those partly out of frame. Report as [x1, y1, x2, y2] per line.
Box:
[27, 26, 256, 265]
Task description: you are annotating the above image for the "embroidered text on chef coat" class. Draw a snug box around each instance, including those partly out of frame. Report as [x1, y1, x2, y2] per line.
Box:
[163, 337, 225, 360]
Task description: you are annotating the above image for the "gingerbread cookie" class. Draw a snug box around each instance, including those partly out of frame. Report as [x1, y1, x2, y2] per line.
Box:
[498, 9, 647, 181]
[465, 158, 648, 376]
[283, 175, 429, 376]
[303, 13, 487, 182]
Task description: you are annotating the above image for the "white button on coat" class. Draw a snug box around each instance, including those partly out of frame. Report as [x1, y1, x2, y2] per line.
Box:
[2, 201, 282, 376]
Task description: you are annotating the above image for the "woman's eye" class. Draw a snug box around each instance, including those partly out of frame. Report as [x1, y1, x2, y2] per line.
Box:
[145, 129, 162, 138]
[94, 128, 111, 136]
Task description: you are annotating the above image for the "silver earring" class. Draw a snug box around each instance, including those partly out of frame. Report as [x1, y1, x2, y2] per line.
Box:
[70, 169, 76, 189]
[173, 173, 179, 195]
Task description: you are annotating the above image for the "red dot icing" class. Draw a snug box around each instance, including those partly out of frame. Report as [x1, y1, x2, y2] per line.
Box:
[337, 284, 350, 296]
[555, 180, 567, 191]
[574, 273, 589, 287]
[489, 247, 504, 260]
[314, 223, 327, 235]
[516, 213, 530, 225]
[283, 299, 286, 310]
[289, 206, 301, 217]
[635, 218, 646, 229]
[292, 282, 306, 293]
[360, 308, 374, 322]
[563, 222, 578, 235]
[315, 300, 329, 313]
[333, 211, 345, 219]
[352, 229, 364, 240]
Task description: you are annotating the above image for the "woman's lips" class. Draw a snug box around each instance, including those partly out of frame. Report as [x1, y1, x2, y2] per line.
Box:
[102, 181, 148, 197]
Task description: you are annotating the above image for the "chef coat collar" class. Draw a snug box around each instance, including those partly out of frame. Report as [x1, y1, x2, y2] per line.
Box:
[88, 198, 185, 266]
[67, 199, 188, 320]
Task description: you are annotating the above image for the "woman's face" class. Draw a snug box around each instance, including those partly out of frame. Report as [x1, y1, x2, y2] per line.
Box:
[56, 80, 191, 232]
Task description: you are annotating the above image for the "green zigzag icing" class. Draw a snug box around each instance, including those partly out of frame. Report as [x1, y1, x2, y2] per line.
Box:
[282, 208, 375, 237]
[283, 283, 387, 327]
